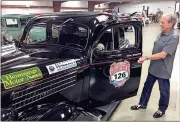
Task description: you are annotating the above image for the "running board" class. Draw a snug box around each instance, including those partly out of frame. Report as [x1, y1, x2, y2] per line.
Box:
[73, 101, 121, 121]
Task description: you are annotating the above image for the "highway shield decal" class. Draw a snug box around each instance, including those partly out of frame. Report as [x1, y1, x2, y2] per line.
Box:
[1, 67, 43, 89]
[109, 61, 130, 88]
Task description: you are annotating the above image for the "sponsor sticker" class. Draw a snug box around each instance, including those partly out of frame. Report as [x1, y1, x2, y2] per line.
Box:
[1, 67, 43, 89]
[1, 43, 17, 57]
[109, 61, 130, 88]
[46, 59, 79, 75]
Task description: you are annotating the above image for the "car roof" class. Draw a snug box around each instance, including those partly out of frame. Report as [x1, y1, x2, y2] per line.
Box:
[41, 11, 108, 16]
[29, 11, 118, 27]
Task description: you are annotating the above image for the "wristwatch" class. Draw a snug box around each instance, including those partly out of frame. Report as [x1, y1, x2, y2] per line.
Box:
[146, 56, 149, 60]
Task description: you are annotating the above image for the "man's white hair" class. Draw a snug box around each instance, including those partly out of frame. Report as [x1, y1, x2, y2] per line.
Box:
[163, 14, 177, 27]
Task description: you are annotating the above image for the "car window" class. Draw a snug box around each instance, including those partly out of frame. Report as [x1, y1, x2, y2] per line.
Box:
[23, 22, 88, 51]
[5, 18, 19, 28]
[25, 25, 46, 44]
[98, 25, 135, 50]
[124, 26, 135, 47]
[51, 23, 88, 50]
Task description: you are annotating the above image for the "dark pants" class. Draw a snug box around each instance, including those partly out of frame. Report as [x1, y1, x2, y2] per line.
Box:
[139, 72, 170, 112]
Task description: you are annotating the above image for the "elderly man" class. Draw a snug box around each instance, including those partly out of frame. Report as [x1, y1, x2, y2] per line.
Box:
[131, 14, 179, 118]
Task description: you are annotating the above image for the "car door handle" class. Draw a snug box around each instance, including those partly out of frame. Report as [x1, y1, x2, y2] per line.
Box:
[131, 62, 141, 68]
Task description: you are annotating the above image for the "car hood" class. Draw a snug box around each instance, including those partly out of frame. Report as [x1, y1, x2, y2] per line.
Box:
[1, 48, 83, 92]
[1, 49, 77, 75]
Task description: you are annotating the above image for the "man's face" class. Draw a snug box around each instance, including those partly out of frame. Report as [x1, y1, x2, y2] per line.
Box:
[160, 16, 173, 32]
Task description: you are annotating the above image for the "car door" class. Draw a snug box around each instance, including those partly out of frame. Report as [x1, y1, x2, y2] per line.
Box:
[89, 21, 143, 103]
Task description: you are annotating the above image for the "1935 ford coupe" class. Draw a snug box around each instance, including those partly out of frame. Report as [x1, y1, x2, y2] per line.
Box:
[1, 11, 143, 121]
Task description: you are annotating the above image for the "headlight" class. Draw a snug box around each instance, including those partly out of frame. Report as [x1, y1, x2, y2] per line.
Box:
[4, 33, 13, 42]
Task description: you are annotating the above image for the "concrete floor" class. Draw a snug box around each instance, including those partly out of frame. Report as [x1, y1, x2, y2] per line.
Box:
[110, 23, 180, 121]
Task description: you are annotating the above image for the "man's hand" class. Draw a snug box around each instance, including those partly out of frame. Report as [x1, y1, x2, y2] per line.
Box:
[138, 56, 146, 64]
[137, 52, 168, 63]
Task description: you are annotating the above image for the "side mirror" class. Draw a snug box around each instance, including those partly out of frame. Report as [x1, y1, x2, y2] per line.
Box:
[94, 43, 105, 52]
[91, 43, 106, 59]
[13, 39, 22, 48]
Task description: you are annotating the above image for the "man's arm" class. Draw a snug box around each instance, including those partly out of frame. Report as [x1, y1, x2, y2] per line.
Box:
[138, 51, 167, 63]
[138, 36, 179, 63]
[147, 51, 168, 60]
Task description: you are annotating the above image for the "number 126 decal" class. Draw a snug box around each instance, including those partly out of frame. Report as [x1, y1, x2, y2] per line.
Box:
[109, 61, 130, 88]
[114, 72, 127, 79]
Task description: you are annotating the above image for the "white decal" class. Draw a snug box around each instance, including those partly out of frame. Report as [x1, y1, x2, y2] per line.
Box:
[109, 61, 130, 88]
[1, 44, 17, 57]
[46, 59, 79, 75]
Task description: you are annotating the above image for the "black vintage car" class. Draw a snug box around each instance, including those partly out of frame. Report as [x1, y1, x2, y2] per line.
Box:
[1, 11, 143, 121]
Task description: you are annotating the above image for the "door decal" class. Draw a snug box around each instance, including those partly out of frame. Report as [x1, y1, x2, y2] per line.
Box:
[109, 61, 130, 88]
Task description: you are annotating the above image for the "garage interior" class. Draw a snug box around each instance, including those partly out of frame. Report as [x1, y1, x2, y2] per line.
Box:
[1, 0, 180, 121]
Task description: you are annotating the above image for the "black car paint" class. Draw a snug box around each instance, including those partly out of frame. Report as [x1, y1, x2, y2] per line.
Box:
[1, 11, 143, 121]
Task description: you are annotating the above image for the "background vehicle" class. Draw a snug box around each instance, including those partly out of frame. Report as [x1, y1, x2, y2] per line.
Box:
[1, 14, 36, 40]
[1, 11, 143, 121]
[103, 9, 140, 31]
[130, 11, 151, 26]
[103, 9, 138, 21]
[1, 29, 14, 45]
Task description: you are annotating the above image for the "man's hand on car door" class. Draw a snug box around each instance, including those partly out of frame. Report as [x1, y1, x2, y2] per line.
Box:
[137, 56, 146, 64]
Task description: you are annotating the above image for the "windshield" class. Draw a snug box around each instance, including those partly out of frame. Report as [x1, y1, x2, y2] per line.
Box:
[24, 21, 89, 51]
[52, 23, 88, 50]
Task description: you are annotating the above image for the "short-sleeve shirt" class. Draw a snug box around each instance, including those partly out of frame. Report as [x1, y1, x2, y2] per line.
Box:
[149, 29, 179, 79]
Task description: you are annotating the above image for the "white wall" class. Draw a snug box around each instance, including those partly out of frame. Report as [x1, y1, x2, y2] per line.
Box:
[94, 3, 109, 12]
[114, 1, 176, 14]
[2, 1, 53, 15]
[61, 1, 88, 8]
[95, 3, 109, 9]
[2, 8, 53, 15]
[2, 1, 53, 6]
[2, 1, 109, 14]
[61, 1, 108, 12]
[61, 9, 88, 12]
[61, 1, 88, 11]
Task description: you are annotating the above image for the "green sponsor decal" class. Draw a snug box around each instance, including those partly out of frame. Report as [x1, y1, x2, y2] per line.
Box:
[1, 67, 43, 89]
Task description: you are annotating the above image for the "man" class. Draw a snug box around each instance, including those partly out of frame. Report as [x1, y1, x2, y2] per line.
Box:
[155, 8, 163, 23]
[131, 14, 179, 118]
